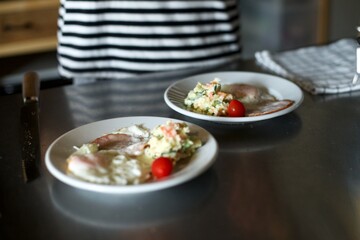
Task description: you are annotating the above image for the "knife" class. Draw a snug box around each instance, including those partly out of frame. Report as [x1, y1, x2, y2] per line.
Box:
[20, 72, 41, 182]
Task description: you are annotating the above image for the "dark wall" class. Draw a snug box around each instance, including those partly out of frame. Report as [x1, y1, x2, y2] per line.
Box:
[240, 0, 359, 58]
[329, 0, 360, 41]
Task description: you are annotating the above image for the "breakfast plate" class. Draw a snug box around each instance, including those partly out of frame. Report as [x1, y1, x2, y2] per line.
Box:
[164, 71, 304, 123]
[45, 116, 218, 194]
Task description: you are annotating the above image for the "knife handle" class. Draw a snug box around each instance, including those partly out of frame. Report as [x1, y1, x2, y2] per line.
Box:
[23, 71, 40, 102]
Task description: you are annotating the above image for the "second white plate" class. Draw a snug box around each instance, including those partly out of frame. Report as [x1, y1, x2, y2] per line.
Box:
[45, 116, 218, 194]
[164, 71, 304, 123]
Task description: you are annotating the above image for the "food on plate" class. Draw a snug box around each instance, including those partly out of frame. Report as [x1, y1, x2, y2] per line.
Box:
[151, 157, 173, 179]
[144, 121, 202, 161]
[184, 79, 233, 116]
[222, 83, 294, 117]
[227, 99, 246, 117]
[184, 78, 294, 117]
[66, 121, 202, 185]
[221, 83, 276, 104]
[242, 99, 294, 117]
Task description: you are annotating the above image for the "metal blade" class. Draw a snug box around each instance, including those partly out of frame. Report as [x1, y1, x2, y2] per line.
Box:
[20, 102, 41, 182]
[20, 72, 41, 182]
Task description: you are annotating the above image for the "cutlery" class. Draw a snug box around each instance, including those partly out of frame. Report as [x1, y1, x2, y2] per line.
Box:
[20, 72, 41, 182]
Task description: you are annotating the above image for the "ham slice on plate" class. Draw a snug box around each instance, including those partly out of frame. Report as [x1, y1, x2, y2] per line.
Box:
[245, 100, 294, 117]
[223, 83, 294, 116]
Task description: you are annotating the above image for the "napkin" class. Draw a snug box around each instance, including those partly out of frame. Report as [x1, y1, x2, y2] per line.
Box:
[255, 38, 359, 94]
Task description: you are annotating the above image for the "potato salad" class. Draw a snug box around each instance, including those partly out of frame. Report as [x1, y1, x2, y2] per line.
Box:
[144, 121, 202, 161]
[184, 78, 233, 116]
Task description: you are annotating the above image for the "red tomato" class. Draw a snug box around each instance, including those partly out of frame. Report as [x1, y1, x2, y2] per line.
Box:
[151, 157, 173, 179]
[227, 99, 246, 117]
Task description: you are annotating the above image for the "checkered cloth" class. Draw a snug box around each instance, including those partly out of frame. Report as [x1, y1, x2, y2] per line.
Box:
[255, 38, 359, 95]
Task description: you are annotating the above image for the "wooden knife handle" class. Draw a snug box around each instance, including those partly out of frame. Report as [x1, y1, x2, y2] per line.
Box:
[22, 71, 40, 101]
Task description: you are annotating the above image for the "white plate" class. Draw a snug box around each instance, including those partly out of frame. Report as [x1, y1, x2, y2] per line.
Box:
[45, 116, 218, 194]
[164, 71, 304, 123]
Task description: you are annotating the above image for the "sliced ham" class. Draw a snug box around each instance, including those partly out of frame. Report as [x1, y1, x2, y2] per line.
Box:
[222, 84, 276, 104]
[91, 133, 132, 150]
[222, 83, 294, 117]
[245, 100, 294, 117]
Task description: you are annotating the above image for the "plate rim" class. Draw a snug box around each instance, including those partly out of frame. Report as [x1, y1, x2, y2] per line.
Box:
[164, 71, 304, 123]
[45, 116, 218, 194]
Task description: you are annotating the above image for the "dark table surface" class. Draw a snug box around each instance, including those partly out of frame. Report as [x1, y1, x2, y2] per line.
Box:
[1, 60, 360, 240]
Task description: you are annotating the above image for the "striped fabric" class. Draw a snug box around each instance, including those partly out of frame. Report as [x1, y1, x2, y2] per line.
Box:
[57, 0, 242, 80]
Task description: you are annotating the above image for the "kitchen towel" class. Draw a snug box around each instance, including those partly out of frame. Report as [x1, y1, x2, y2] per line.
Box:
[255, 38, 359, 94]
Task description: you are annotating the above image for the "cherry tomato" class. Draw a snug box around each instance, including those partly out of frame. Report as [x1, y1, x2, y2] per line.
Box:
[227, 99, 246, 117]
[151, 157, 173, 179]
